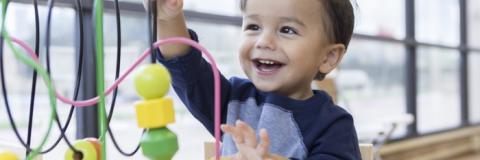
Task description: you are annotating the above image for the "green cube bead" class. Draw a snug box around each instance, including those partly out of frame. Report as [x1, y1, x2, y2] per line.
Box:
[140, 127, 178, 160]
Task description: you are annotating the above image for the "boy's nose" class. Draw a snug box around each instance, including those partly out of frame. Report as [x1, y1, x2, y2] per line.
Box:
[255, 33, 276, 51]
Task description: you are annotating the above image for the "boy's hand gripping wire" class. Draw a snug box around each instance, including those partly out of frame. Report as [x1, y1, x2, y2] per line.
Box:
[143, 0, 183, 21]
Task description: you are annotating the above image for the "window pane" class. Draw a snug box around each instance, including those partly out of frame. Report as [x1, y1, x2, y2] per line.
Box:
[184, 0, 241, 16]
[0, 3, 77, 159]
[336, 40, 407, 141]
[469, 52, 480, 123]
[468, 0, 480, 48]
[416, 0, 460, 46]
[354, 0, 405, 39]
[417, 47, 461, 133]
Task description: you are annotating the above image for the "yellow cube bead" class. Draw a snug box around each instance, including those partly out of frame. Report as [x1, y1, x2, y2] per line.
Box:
[135, 97, 175, 128]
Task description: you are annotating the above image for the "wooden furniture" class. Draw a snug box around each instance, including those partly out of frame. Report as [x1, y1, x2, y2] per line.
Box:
[380, 126, 480, 160]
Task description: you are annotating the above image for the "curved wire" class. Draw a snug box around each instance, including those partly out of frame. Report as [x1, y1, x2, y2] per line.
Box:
[38, 0, 87, 154]
[25, 0, 41, 155]
[106, 0, 142, 156]
[0, 0, 36, 154]
[107, 128, 142, 156]
[42, 0, 79, 152]
[1, 0, 83, 156]
[1, 1, 58, 159]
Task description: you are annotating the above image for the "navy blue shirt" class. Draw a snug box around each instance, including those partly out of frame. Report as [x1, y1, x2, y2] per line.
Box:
[157, 30, 361, 160]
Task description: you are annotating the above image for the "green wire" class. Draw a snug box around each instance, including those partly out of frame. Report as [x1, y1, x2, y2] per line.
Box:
[94, 0, 107, 160]
[1, 0, 56, 159]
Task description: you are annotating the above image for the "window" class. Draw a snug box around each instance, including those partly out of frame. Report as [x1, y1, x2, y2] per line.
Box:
[353, 0, 405, 39]
[336, 39, 407, 140]
[416, 0, 460, 46]
[468, 0, 480, 48]
[184, 0, 241, 16]
[469, 52, 480, 124]
[417, 47, 461, 133]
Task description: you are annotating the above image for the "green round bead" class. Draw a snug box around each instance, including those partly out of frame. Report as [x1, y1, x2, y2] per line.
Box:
[134, 64, 171, 100]
[140, 127, 178, 160]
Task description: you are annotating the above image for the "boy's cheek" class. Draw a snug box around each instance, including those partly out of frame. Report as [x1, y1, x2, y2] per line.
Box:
[238, 42, 253, 59]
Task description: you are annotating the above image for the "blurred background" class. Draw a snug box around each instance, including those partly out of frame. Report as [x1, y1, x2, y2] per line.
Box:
[0, 0, 479, 159]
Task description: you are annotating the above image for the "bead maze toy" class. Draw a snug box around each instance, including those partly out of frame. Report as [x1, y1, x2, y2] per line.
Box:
[0, 0, 223, 159]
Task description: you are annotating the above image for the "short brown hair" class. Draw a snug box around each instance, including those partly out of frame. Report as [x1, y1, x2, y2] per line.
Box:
[240, 0, 355, 80]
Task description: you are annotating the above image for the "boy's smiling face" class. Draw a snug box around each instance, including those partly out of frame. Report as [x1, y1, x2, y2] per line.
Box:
[239, 0, 345, 100]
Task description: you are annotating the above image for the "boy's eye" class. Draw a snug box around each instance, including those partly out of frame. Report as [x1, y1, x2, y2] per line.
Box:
[245, 24, 260, 31]
[280, 26, 298, 34]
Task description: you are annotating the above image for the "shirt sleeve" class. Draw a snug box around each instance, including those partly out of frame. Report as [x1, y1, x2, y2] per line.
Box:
[157, 29, 231, 136]
[306, 114, 362, 160]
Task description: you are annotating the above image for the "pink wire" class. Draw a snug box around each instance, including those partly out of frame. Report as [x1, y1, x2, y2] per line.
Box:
[11, 36, 222, 160]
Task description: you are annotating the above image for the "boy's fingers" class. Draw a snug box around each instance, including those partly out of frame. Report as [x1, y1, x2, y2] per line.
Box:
[257, 128, 270, 155]
[221, 124, 232, 133]
[164, 0, 182, 10]
[143, 0, 183, 20]
[241, 129, 257, 148]
[221, 124, 244, 144]
[237, 120, 255, 135]
[236, 120, 257, 147]
[233, 153, 244, 160]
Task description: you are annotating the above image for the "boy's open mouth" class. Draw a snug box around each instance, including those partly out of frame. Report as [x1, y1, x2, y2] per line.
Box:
[253, 58, 285, 73]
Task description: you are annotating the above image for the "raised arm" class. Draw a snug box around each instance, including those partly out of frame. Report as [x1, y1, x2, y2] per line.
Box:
[145, 0, 232, 135]
[144, 0, 190, 60]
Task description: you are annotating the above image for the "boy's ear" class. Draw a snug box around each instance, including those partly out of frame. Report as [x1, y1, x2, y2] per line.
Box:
[318, 44, 346, 74]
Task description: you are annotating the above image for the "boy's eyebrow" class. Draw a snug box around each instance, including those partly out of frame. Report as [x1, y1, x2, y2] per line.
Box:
[246, 14, 306, 27]
[279, 17, 306, 27]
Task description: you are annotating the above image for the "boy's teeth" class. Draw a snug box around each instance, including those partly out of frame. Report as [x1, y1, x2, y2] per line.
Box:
[259, 60, 275, 64]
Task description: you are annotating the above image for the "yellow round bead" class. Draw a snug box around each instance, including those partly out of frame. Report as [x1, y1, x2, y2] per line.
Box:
[0, 150, 19, 160]
[134, 64, 171, 100]
[64, 139, 98, 160]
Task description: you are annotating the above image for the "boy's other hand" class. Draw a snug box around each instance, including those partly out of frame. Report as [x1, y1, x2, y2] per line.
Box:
[143, 0, 183, 21]
[221, 120, 288, 160]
